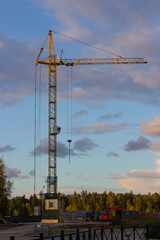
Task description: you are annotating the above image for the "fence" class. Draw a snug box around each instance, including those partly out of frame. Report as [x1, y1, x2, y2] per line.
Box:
[9, 225, 160, 240]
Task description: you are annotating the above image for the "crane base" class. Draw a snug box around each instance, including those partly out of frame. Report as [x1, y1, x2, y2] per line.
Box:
[42, 209, 59, 223]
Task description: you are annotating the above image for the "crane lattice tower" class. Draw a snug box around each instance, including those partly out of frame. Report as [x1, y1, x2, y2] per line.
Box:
[35, 30, 148, 197]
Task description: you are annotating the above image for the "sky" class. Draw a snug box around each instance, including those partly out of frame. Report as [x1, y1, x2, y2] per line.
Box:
[1, 0, 160, 197]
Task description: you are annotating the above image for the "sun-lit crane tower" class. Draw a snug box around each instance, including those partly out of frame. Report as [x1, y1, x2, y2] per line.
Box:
[35, 30, 148, 201]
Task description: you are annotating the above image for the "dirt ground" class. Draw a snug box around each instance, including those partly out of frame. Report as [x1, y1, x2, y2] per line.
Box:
[0, 222, 108, 240]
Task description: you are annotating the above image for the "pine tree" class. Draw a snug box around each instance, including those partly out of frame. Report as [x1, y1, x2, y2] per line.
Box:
[0, 157, 12, 215]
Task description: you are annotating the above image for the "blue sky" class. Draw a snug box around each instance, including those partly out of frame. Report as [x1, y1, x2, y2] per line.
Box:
[1, 0, 160, 197]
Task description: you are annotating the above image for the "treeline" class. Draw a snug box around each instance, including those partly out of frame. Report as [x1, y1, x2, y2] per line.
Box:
[1, 156, 160, 216]
[60, 191, 160, 213]
[3, 191, 160, 216]
[8, 195, 41, 216]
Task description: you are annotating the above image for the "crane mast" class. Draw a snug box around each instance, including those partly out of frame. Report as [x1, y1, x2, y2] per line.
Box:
[35, 30, 148, 198]
[48, 31, 58, 196]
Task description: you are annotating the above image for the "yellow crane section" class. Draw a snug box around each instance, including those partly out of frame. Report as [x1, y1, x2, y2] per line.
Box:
[36, 57, 147, 66]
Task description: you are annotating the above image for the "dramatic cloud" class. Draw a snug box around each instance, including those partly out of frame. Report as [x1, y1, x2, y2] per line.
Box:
[111, 159, 160, 193]
[140, 116, 160, 137]
[124, 136, 151, 151]
[31, 0, 160, 107]
[0, 145, 15, 153]
[1, 1, 160, 108]
[75, 122, 128, 134]
[98, 113, 122, 121]
[74, 137, 98, 152]
[107, 151, 120, 157]
[3, 0, 160, 196]
[0, 34, 39, 106]
[72, 110, 88, 118]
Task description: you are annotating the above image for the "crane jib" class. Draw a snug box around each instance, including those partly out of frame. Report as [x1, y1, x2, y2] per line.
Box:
[37, 58, 148, 66]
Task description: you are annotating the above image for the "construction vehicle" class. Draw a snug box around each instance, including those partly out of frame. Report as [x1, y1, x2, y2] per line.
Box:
[99, 205, 125, 221]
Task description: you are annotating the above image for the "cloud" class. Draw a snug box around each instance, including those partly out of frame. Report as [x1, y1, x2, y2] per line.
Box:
[18, 175, 29, 179]
[33, 138, 48, 156]
[31, 138, 75, 158]
[0, 33, 40, 106]
[58, 142, 72, 158]
[0, 145, 15, 153]
[74, 137, 98, 152]
[107, 151, 120, 157]
[124, 136, 151, 151]
[72, 110, 88, 118]
[5, 166, 29, 179]
[30, 1, 160, 109]
[149, 141, 160, 155]
[131, 66, 160, 89]
[77, 174, 83, 178]
[98, 112, 123, 121]
[123, 136, 160, 156]
[75, 121, 128, 134]
[29, 170, 35, 176]
[5, 166, 21, 178]
[2, 1, 160, 109]
[140, 116, 160, 137]
[32, 137, 97, 157]
[111, 159, 160, 193]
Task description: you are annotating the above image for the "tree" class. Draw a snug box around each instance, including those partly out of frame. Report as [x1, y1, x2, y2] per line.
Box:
[0, 157, 13, 215]
[116, 193, 126, 208]
[133, 194, 143, 211]
[106, 192, 116, 206]
[151, 193, 160, 212]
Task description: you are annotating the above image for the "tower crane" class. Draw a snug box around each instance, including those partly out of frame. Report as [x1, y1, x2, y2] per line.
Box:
[35, 30, 147, 199]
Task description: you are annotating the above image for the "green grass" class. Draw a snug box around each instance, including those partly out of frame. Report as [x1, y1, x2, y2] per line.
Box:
[123, 217, 160, 227]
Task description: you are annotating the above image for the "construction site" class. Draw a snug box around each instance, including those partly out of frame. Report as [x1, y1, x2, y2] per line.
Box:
[2, 0, 160, 239]
[5, 27, 160, 240]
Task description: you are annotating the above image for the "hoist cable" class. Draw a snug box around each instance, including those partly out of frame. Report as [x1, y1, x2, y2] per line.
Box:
[42, 35, 48, 49]
[68, 141, 71, 164]
[67, 68, 69, 140]
[52, 30, 123, 58]
[36, 35, 48, 61]
[34, 65, 37, 196]
[37, 65, 42, 192]
[70, 67, 73, 140]
[66, 67, 73, 163]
